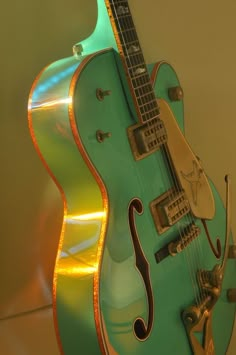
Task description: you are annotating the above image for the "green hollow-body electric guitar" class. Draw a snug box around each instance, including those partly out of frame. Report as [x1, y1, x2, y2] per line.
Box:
[28, 0, 236, 354]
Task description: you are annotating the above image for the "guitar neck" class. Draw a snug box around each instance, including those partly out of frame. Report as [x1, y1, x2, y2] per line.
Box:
[105, 0, 159, 123]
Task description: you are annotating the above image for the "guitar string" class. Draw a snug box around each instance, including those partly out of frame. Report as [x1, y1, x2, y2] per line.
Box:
[110, 0, 202, 306]
[110, 0, 202, 307]
[112, 0, 203, 307]
[118, 1, 207, 306]
[122, 0, 207, 306]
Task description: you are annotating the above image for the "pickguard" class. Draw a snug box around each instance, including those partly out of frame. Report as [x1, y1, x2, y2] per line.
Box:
[158, 98, 215, 220]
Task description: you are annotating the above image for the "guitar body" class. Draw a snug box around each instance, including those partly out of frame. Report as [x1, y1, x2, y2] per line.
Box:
[28, 1, 236, 354]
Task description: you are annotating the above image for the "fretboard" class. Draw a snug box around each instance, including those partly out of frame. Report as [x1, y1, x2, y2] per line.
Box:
[106, 0, 159, 122]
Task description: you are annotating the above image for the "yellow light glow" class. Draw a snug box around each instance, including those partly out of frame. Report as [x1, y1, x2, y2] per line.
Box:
[66, 211, 106, 221]
[57, 264, 98, 276]
[29, 97, 72, 110]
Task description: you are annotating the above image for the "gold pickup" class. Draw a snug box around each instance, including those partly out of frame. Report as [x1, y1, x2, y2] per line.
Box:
[150, 189, 190, 234]
[127, 117, 167, 160]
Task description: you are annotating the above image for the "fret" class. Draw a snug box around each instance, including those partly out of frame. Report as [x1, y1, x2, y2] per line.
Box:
[120, 39, 140, 49]
[131, 74, 151, 88]
[111, 0, 128, 4]
[110, 0, 129, 6]
[125, 55, 146, 68]
[137, 92, 156, 106]
[113, 12, 131, 20]
[117, 27, 136, 35]
[117, 29, 138, 46]
[134, 83, 152, 96]
[110, 2, 135, 33]
[130, 69, 149, 79]
[136, 90, 155, 105]
[128, 64, 147, 74]
[125, 50, 143, 61]
[114, 17, 134, 34]
[109, 1, 131, 19]
[139, 100, 156, 111]
[133, 79, 152, 90]
[108, 0, 160, 122]
[142, 108, 160, 122]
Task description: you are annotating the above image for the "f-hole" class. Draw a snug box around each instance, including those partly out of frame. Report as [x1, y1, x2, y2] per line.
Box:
[128, 198, 154, 341]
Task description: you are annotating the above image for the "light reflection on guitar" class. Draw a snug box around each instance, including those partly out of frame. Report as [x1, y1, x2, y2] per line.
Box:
[28, 0, 236, 354]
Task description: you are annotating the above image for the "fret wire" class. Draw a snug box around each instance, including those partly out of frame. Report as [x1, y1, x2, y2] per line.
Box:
[134, 83, 153, 94]
[131, 73, 150, 86]
[131, 71, 149, 81]
[124, 53, 143, 67]
[139, 100, 156, 110]
[110, 0, 128, 5]
[137, 93, 155, 104]
[137, 95, 156, 107]
[144, 108, 160, 118]
[113, 13, 131, 20]
[111, 2, 139, 46]
[115, 16, 134, 33]
[128, 63, 146, 72]
[124, 51, 143, 61]
[117, 27, 136, 34]
[132, 74, 151, 88]
[109, 0, 160, 121]
[134, 84, 153, 97]
[125, 55, 147, 72]
[134, 84, 151, 95]
[120, 39, 139, 48]
[142, 109, 160, 122]
[119, 31, 139, 47]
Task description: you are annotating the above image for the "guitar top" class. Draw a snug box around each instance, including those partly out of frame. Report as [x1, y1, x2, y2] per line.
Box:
[28, 0, 236, 354]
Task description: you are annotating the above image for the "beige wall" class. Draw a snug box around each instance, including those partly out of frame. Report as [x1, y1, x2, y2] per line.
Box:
[0, 0, 235, 353]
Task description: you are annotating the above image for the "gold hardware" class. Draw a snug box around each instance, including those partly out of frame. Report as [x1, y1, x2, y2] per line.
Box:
[96, 130, 112, 143]
[228, 244, 236, 258]
[182, 307, 215, 355]
[168, 86, 184, 101]
[73, 43, 83, 57]
[227, 289, 236, 303]
[154, 222, 200, 263]
[182, 174, 231, 355]
[198, 264, 223, 296]
[96, 88, 111, 101]
[168, 223, 200, 256]
[127, 117, 167, 161]
[150, 189, 190, 235]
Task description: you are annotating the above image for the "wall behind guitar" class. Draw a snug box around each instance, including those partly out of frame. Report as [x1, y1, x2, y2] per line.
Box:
[0, 0, 235, 354]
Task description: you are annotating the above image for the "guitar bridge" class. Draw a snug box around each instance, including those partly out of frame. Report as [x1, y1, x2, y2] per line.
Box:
[127, 117, 167, 160]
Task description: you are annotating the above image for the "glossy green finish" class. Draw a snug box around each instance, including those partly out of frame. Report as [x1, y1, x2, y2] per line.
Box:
[75, 0, 117, 55]
[29, 49, 236, 354]
[28, 1, 236, 354]
[74, 50, 236, 355]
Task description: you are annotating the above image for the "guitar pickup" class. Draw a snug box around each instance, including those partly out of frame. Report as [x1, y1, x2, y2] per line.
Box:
[127, 117, 167, 161]
[150, 189, 190, 235]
